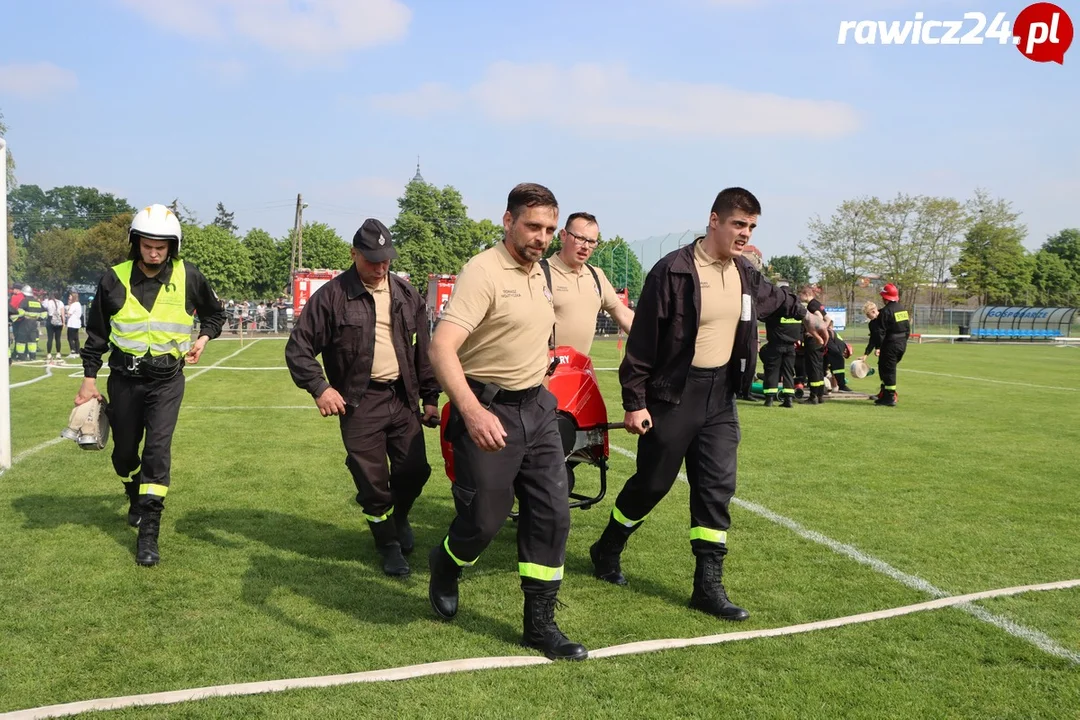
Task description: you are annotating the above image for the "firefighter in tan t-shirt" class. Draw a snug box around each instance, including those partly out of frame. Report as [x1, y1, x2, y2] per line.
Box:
[541, 212, 634, 356]
[427, 182, 588, 662]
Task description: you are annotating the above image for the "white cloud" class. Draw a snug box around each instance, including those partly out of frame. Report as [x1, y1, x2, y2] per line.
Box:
[0, 62, 78, 99]
[370, 82, 463, 116]
[117, 0, 411, 58]
[372, 62, 860, 139]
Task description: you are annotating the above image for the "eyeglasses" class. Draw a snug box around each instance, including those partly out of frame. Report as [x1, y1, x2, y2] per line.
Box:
[566, 230, 599, 248]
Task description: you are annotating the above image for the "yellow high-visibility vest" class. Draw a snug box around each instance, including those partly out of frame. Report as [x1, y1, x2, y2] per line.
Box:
[108, 260, 193, 358]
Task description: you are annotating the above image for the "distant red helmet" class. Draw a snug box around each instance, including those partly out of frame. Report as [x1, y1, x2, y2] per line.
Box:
[880, 283, 899, 302]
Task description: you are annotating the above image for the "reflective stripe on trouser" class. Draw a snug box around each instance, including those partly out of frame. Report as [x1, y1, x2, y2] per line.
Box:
[803, 337, 825, 388]
[760, 342, 796, 397]
[879, 341, 906, 391]
[613, 365, 739, 558]
[106, 370, 185, 513]
[339, 382, 431, 523]
[442, 385, 569, 576]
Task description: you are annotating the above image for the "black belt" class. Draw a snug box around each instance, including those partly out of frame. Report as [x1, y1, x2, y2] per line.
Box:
[368, 378, 402, 392]
[467, 377, 542, 406]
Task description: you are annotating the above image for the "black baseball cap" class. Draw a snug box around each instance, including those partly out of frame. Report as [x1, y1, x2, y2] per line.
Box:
[352, 218, 398, 263]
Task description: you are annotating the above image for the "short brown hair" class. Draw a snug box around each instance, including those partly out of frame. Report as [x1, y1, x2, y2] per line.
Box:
[711, 187, 761, 219]
[565, 211, 597, 229]
[507, 183, 558, 220]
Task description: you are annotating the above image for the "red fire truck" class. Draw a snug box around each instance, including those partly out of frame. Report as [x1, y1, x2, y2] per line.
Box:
[293, 270, 343, 315]
[426, 274, 456, 327]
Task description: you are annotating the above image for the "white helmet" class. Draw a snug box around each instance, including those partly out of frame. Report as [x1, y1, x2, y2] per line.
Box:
[130, 204, 183, 253]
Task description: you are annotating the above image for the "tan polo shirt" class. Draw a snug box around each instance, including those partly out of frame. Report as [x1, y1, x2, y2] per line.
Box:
[692, 240, 741, 369]
[440, 241, 554, 391]
[547, 254, 623, 355]
[365, 278, 400, 382]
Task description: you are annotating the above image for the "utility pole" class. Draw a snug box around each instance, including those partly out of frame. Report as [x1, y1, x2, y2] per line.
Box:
[290, 193, 304, 282]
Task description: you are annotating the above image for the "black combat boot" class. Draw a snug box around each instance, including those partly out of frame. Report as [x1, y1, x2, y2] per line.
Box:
[123, 479, 141, 527]
[589, 517, 634, 586]
[521, 582, 588, 661]
[875, 389, 897, 406]
[688, 554, 749, 621]
[136, 512, 161, 566]
[781, 394, 794, 408]
[391, 497, 416, 556]
[428, 543, 462, 620]
[369, 520, 409, 577]
[763, 394, 775, 407]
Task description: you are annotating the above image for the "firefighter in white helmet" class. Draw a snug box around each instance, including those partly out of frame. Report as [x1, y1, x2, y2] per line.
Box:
[75, 204, 229, 566]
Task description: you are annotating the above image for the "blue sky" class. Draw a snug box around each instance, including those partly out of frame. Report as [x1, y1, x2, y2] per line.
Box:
[2, 0, 1077, 272]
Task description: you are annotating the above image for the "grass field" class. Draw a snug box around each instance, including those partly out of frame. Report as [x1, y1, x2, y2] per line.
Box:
[2, 337, 1079, 719]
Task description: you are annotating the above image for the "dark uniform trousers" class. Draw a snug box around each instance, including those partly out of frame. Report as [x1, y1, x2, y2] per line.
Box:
[613, 366, 739, 558]
[106, 370, 185, 513]
[879, 336, 907, 391]
[338, 380, 431, 522]
[803, 336, 826, 395]
[444, 382, 570, 586]
[760, 342, 796, 397]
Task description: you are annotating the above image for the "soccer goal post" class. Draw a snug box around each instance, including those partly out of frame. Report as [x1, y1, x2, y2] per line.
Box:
[1, 138, 11, 471]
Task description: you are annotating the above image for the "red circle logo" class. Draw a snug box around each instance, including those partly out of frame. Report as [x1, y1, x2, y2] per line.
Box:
[1013, 2, 1073, 63]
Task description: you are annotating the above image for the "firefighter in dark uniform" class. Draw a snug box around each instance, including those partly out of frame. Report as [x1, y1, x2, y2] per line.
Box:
[589, 187, 829, 621]
[427, 183, 587, 661]
[12, 285, 47, 361]
[759, 306, 801, 408]
[798, 285, 828, 404]
[75, 204, 228, 566]
[285, 219, 441, 578]
[859, 283, 910, 406]
[824, 318, 853, 392]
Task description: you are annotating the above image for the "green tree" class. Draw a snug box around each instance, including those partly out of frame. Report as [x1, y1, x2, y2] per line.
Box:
[800, 198, 877, 309]
[1041, 228, 1080, 285]
[181, 223, 253, 299]
[167, 198, 198, 225]
[213, 202, 238, 233]
[390, 177, 500, 289]
[244, 228, 289, 298]
[591, 235, 644, 298]
[9, 184, 134, 243]
[74, 212, 133, 284]
[289, 221, 351, 272]
[24, 227, 84, 290]
[767, 255, 811, 286]
[1030, 249, 1077, 307]
[915, 196, 968, 319]
[951, 221, 1032, 305]
[865, 193, 931, 303]
[391, 213, 455, 287]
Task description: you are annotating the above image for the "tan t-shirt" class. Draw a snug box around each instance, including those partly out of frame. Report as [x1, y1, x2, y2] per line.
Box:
[440, 241, 555, 391]
[547, 254, 624, 356]
[366, 279, 400, 382]
[692, 241, 741, 369]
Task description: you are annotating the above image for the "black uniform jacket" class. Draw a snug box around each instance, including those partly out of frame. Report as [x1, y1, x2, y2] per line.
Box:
[82, 260, 228, 378]
[620, 242, 806, 411]
[285, 266, 440, 411]
[864, 301, 910, 355]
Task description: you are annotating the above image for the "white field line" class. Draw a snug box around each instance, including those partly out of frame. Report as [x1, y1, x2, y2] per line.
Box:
[7, 341, 263, 469]
[901, 368, 1078, 392]
[608, 443, 1080, 665]
[9, 365, 53, 389]
[1, 579, 1077, 720]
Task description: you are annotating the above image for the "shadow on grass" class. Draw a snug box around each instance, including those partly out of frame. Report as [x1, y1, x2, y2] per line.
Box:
[11, 492, 135, 560]
[178, 508, 521, 645]
[564, 545, 696, 611]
